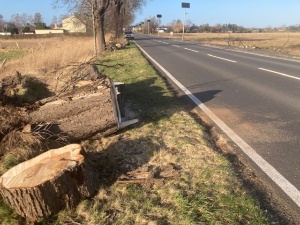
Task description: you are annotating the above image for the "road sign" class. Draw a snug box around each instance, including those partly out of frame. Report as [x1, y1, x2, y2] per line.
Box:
[182, 2, 190, 8]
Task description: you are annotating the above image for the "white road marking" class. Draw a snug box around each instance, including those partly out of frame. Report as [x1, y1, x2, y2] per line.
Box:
[207, 54, 237, 63]
[259, 68, 300, 81]
[162, 42, 169, 44]
[184, 48, 199, 53]
[226, 48, 300, 63]
[135, 41, 300, 208]
[173, 45, 181, 48]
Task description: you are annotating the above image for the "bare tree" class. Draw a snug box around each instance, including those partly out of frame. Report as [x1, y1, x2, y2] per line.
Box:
[184, 19, 193, 32]
[111, 0, 146, 38]
[10, 13, 32, 32]
[54, 0, 148, 54]
[0, 14, 4, 32]
[54, 0, 110, 54]
[33, 12, 43, 24]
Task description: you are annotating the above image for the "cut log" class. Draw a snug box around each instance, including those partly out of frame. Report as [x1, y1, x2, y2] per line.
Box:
[0, 144, 99, 220]
[30, 77, 120, 142]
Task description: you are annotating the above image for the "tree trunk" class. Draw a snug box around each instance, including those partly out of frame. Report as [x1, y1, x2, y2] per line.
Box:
[95, 12, 106, 52]
[30, 77, 120, 142]
[114, 1, 123, 39]
[94, 0, 110, 53]
[0, 144, 99, 220]
[92, 0, 97, 56]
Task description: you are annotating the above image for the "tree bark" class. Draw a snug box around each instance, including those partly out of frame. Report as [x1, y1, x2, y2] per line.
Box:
[0, 144, 100, 220]
[94, 0, 110, 53]
[30, 77, 120, 142]
[114, 0, 123, 39]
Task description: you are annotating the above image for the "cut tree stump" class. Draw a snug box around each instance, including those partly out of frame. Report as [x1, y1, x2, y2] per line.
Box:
[0, 144, 99, 220]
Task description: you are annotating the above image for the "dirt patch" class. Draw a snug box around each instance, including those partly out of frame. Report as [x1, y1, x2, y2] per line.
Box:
[0, 106, 31, 153]
[0, 71, 53, 106]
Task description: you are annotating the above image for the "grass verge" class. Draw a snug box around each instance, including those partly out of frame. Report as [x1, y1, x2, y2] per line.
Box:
[42, 43, 270, 224]
[0, 39, 270, 224]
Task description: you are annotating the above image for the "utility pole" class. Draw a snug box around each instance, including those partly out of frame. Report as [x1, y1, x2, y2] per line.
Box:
[181, 2, 190, 41]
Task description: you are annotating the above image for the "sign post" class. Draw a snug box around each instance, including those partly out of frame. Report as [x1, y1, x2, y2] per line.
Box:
[181, 2, 190, 41]
[157, 14, 162, 36]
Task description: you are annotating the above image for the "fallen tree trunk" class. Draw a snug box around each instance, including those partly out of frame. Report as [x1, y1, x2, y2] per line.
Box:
[30, 77, 121, 142]
[0, 144, 99, 220]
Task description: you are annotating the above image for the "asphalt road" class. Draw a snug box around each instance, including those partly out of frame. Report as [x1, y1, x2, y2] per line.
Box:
[134, 34, 300, 211]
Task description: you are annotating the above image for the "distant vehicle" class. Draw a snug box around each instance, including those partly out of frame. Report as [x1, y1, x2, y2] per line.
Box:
[124, 31, 134, 40]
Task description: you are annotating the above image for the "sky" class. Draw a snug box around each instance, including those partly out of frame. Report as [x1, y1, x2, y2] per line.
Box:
[0, 0, 68, 24]
[135, 0, 300, 28]
[0, 0, 300, 28]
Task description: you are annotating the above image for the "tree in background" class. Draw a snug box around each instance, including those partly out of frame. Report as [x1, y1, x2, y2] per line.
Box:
[6, 22, 19, 34]
[54, 0, 147, 54]
[49, 16, 58, 29]
[110, 0, 146, 38]
[9, 13, 48, 32]
[22, 25, 31, 33]
[10, 13, 32, 32]
[184, 19, 193, 32]
[33, 12, 43, 24]
[171, 19, 183, 33]
[0, 14, 4, 32]
[34, 22, 49, 29]
[142, 17, 159, 34]
[32, 12, 49, 29]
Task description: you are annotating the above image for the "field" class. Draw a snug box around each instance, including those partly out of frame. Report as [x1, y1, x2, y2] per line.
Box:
[166, 32, 300, 56]
[0, 35, 295, 224]
[0, 36, 95, 83]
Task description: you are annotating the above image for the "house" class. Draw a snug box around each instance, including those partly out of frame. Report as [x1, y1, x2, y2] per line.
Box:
[61, 16, 86, 33]
[35, 29, 64, 35]
[275, 27, 287, 32]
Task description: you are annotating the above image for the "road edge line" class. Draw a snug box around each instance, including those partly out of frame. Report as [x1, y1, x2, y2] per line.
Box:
[259, 68, 300, 80]
[134, 41, 300, 208]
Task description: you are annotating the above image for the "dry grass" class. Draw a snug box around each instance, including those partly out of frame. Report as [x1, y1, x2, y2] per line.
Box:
[0, 36, 94, 81]
[166, 32, 300, 55]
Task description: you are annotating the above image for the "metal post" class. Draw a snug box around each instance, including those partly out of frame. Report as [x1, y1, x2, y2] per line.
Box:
[182, 8, 186, 40]
[157, 15, 162, 37]
[158, 18, 161, 37]
[181, 2, 190, 41]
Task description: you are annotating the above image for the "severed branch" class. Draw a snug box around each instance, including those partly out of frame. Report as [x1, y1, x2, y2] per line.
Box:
[30, 122, 69, 145]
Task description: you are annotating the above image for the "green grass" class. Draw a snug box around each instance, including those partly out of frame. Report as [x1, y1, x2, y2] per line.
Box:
[0, 42, 270, 224]
[0, 198, 22, 225]
[51, 43, 269, 224]
[0, 50, 25, 61]
[97, 44, 180, 121]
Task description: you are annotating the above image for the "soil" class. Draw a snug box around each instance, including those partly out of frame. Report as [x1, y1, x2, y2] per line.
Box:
[0, 64, 115, 171]
[0, 106, 32, 156]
